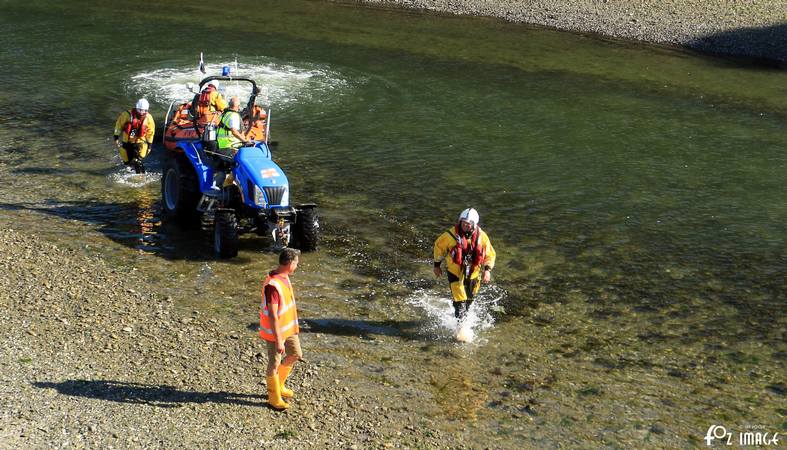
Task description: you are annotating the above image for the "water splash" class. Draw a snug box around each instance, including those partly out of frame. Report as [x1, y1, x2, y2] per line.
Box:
[127, 58, 351, 109]
[108, 165, 161, 188]
[406, 284, 504, 344]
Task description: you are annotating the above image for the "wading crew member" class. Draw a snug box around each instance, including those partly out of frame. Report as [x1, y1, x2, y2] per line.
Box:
[260, 248, 303, 411]
[113, 98, 155, 174]
[433, 208, 497, 320]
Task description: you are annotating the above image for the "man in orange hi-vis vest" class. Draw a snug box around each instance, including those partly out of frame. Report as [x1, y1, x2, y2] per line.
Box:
[260, 248, 302, 410]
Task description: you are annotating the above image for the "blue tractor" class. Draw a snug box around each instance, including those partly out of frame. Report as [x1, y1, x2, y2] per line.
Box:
[160, 76, 319, 257]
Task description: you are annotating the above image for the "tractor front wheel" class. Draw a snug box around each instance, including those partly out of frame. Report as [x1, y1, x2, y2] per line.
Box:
[292, 206, 319, 251]
[214, 210, 239, 258]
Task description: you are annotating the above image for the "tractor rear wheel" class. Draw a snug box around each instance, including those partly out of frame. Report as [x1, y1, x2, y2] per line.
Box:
[161, 154, 200, 229]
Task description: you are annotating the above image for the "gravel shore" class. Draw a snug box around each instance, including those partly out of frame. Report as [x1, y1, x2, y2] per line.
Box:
[0, 228, 449, 448]
[337, 0, 787, 62]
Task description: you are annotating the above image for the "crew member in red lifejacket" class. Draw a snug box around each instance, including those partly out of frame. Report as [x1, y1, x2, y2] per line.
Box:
[113, 99, 155, 174]
[433, 208, 497, 320]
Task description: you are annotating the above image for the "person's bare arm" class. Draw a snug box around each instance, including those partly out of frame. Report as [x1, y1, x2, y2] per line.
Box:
[231, 127, 250, 145]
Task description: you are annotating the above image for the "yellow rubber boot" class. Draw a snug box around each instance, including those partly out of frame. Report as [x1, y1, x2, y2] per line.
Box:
[266, 375, 289, 410]
[278, 365, 294, 398]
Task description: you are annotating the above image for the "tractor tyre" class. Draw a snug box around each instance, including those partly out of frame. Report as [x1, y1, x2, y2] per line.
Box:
[293, 206, 319, 252]
[161, 154, 201, 229]
[214, 210, 239, 258]
[200, 209, 215, 233]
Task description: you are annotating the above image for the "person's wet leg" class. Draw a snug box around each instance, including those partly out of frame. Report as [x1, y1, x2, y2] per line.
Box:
[463, 278, 477, 315]
[453, 301, 466, 319]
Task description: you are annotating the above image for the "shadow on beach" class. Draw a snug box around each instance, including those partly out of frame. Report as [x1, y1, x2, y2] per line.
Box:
[687, 23, 787, 67]
[33, 380, 266, 408]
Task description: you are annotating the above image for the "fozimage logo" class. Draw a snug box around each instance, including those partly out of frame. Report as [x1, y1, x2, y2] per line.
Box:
[704, 424, 780, 446]
[705, 425, 733, 446]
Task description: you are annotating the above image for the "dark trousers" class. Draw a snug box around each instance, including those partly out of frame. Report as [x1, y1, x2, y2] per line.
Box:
[121, 143, 145, 173]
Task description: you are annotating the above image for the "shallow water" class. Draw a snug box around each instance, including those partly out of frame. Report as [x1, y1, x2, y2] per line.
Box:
[1, 0, 785, 446]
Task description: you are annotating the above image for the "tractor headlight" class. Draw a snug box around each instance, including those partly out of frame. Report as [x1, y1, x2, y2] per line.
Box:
[254, 186, 267, 208]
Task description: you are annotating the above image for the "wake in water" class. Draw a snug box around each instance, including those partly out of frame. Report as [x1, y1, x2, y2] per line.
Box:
[127, 57, 351, 108]
[406, 284, 505, 344]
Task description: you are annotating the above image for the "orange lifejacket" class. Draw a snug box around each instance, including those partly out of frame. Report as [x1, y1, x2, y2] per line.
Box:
[449, 225, 486, 277]
[123, 109, 147, 141]
[196, 85, 217, 116]
[259, 272, 299, 342]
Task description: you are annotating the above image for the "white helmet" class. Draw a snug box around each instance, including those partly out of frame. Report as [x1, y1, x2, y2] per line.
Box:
[207, 79, 219, 89]
[458, 208, 479, 227]
[135, 98, 149, 111]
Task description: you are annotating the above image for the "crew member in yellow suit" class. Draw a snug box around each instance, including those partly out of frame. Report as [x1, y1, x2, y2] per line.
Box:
[433, 208, 496, 321]
[113, 98, 155, 174]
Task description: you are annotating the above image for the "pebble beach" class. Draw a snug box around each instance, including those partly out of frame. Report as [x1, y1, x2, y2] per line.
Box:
[341, 0, 787, 62]
[0, 229, 449, 448]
